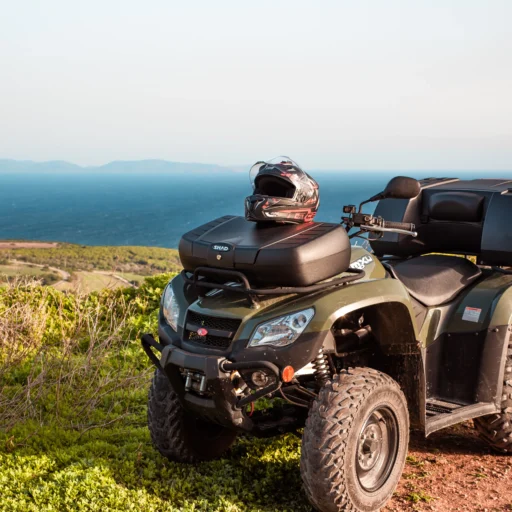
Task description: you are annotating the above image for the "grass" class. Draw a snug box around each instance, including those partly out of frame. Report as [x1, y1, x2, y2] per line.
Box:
[0, 276, 309, 511]
[1, 422, 307, 512]
[0, 263, 140, 293]
[0, 263, 51, 277]
[117, 272, 147, 285]
[0, 243, 182, 275]
[54, 271, 127, 293]
[406, 455, 424, 467]
[0, 240, 180, 292]
[0, 264, 61, 285]
[404, 489, 435, 504]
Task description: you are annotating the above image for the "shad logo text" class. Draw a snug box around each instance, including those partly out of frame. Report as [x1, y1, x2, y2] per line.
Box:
[212, 244, 231, 252]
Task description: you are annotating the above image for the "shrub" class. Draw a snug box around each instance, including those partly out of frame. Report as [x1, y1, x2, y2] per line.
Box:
[0, 273, 175, 432]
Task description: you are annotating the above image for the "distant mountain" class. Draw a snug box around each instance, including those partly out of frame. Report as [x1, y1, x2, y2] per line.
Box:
[0, 158, 240, 174]
[0, 159, 83, 173]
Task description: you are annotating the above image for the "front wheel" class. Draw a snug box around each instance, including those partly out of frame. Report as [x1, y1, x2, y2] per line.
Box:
[147, 369, 237, 463]
[300, 368, 410, 512]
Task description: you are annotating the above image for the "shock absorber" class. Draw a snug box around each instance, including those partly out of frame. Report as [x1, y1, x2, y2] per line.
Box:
[312, 348, 331, 386]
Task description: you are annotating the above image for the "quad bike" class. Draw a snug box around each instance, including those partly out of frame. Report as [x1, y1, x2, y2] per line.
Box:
[142, 176, 512, 512]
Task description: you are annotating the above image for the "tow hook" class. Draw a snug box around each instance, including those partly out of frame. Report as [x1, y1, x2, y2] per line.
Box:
[220, 359, 283, 408]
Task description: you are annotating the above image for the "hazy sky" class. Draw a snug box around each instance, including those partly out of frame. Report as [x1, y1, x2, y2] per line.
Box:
[1, 0, 511, 170]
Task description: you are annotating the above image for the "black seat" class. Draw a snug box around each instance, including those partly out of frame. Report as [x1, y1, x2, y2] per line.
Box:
[388, 255, 482, 307]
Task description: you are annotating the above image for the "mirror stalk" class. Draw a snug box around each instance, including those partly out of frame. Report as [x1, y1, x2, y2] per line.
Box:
[358, 193, 384, 212]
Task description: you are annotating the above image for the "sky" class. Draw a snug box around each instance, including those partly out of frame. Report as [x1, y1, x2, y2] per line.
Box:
[0, 0, 511, 170]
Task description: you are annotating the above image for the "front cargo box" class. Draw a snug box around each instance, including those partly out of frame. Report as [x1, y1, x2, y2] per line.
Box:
[179, 216, 351, 287]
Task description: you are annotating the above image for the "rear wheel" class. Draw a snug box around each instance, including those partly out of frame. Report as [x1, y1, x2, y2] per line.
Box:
[147, 369, 237, 462]
[474, 340, 512, 454]
[300, 367, 409, 512]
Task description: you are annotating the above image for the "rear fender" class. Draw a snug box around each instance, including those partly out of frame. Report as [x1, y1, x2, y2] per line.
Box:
[479, 279, 512, 407]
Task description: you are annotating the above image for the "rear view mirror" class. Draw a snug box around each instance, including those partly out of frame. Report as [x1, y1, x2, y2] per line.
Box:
[382, 176, 420, 200]
[360, 176, 421, 209]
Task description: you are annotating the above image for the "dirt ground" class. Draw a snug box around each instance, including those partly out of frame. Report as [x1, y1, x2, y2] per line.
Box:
[384, 422, 512, 511]
[0, 241, 59, 249]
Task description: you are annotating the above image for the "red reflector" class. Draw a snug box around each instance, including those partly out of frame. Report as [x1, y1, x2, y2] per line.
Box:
[197, 327, 208, 336]
[282, 365, 295, 383]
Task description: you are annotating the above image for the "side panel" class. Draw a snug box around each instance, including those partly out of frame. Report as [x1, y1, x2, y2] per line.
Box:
[425, 272, 512, 408]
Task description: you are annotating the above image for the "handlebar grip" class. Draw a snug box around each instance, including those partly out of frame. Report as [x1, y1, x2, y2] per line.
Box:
[382, 220, 416, 231]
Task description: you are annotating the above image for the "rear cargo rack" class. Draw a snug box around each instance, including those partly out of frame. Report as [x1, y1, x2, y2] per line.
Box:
[181, 266, 365, 308]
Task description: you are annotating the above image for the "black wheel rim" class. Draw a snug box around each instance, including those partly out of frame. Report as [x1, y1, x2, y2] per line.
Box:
[355, 405, 399, 493]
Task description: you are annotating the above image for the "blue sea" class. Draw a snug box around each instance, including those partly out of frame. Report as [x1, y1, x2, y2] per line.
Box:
[1, 171, 511, 248]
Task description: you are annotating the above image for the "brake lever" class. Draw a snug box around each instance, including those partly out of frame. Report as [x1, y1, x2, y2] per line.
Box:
[362, 225, 418, 238]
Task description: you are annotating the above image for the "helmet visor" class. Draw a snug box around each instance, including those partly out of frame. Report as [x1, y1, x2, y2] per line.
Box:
[249, 156, 302, 188]
[249, 161, 266, 186]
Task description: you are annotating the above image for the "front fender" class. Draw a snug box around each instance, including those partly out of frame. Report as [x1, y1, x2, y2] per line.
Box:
[315, 278, 418, 339]
[221, 276, 418, 345]
[307, 275, 423, 429]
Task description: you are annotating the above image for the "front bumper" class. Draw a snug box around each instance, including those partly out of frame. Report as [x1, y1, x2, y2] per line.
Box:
[141, 333, 283, 432]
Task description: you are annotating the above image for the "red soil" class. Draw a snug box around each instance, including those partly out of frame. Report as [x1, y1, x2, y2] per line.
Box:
[385, 422, 512, 511]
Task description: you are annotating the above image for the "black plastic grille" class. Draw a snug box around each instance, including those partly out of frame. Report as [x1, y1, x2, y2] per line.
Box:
[185, 311, 242, 350]
[186, 311, 242, 333]
[187, 332, 232, 349]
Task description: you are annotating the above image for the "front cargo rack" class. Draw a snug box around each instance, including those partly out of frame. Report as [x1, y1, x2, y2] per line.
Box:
[181, 266, 365, 307]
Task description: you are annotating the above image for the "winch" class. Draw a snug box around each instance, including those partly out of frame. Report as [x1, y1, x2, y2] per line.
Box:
[181, 369, 208, 395]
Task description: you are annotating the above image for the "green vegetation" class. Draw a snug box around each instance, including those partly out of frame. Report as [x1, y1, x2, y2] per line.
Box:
[0, 277, 308, 511]
[406, 454, 424, 467]
[404, 488, 434, 504]
[0, 263, 61, 286]
[117, 272, 147, 285]
[1, 243, 182, 275]
[0, 241, 183, 293]
[54, 271, 128, 293]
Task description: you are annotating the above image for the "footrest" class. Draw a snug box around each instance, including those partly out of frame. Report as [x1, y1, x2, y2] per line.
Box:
[426, 399, 465, 417]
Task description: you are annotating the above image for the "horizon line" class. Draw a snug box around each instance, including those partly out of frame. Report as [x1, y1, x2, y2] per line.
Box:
[1, 157, 511, 173]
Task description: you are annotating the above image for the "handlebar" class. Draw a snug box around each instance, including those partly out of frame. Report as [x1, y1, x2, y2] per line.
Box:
[381, 220, 416, 231]
[342, 206, 417, 238]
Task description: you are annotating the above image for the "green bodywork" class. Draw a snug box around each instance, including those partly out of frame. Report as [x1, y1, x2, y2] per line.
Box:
[170, 246, 512, 434]
[175, 246, 415, 340]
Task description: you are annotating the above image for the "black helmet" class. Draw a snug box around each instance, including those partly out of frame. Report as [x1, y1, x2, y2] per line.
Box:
[245, 156, 319, 224]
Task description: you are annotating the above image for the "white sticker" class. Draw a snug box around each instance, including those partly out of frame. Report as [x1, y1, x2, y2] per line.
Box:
[349, 255, 373, 270]
[462, 306, 482, 323]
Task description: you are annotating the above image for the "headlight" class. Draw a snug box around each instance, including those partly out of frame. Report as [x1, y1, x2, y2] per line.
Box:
[248, 308, 315, 348]
[162, 284, 180, 331]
